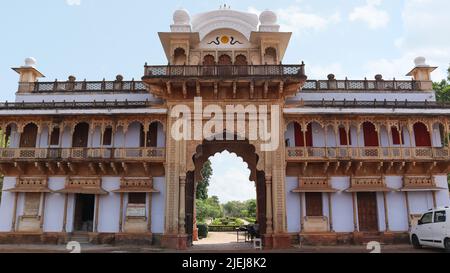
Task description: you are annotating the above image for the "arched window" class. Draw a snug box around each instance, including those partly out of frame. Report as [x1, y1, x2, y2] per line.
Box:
[102, 127, 113, 146]
[235, 54, 248, 65]
[413, 122, 431, 147]
[218, 54, 232, 65]
[218, 54, 232, 75]
[203, 55, 215, 65]
[294, 123, 313, 147]
[203, 55, 215, 76]
[235, 54, 248, 75]
[139, 122, 160, 148]
[72, 123, 90, 148]
[363, 122, 379, 147]
[264, 47, 277, 65]
[391, 126, 404, 145]
[339, 126, 352, 146]
[173, 48, 187, 65]
[20, 123, 38, 148]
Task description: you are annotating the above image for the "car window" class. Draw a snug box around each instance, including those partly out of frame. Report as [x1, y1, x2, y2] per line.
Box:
[434, 211, 446, 223]
[420, 212, 433, 224]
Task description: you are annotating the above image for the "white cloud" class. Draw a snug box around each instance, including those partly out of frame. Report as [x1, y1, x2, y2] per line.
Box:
[66, 0, 81, 6]
[349, 0, 390, 29]
[248, 6, 341, 33]
[364, 0, 450, 81]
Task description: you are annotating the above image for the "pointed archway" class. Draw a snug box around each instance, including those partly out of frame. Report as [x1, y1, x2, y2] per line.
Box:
[184, 135, 267, 248]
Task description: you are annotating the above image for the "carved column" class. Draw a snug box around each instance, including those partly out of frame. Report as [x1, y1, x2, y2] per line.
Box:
[119, 192, 124, 232]
[387, 125, 393, 158]
[163, 111, 181, 235]
[11, 192, 18, 232]
[62, 193, 69, 232]
[352, 192, 358, 232]
[356, 125, 361, 157]
[408, 120, 414, 155]
[178, 175, 186, 234]
[328, 192, 334, 232]
[404, 191, 411, 229]
[148, 192, 153, 232]
[94, 194, 100, 232]
[377, 124, 382, 159]
[383, 192, 390, 231]
[39, 192, 46, 229]
[300, 192, 304, 231]
[265, 175, 273, 234]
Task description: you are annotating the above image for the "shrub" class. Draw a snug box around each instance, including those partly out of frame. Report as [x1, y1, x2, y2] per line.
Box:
[197, 223, 208, 239]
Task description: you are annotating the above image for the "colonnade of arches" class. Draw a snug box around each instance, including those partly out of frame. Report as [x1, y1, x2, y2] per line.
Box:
[285, 120, 446, 149]
[1, 121, 166, 149]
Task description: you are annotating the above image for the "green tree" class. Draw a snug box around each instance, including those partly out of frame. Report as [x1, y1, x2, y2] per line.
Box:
[196, 195, 223, 222]
[245, 199, 257, 218]
[433, 64, 450, 188]
[434, 64, 450, 102]
[196, 160, 212, 200]
[223, 199, 257, 218]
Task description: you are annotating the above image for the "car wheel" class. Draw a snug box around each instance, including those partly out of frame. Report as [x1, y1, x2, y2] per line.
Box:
[445, 238, 450, 253]
[411, 235, 421, 249]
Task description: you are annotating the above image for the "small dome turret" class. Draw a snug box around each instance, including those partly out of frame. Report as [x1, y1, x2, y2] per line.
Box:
[24, 57, 37, 68]
[259, 10, 277, 25]
[173, 9, 190, 25]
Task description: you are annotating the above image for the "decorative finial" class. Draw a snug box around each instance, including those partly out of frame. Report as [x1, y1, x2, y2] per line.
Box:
[24, 57, 37, 68]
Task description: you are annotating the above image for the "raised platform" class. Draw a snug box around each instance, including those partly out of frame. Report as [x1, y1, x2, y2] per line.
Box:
[0, 231, 410, 247]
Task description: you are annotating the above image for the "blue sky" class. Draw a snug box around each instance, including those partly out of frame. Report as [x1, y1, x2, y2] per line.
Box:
[1, 0, 450, 103]
[1, 0, 449, 202]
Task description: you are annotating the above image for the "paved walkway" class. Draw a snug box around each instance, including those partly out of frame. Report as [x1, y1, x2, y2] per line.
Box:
[192, 232, 255, 251]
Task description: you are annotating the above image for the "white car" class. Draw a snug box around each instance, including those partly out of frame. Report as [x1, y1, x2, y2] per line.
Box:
[410, 207, 450, 252]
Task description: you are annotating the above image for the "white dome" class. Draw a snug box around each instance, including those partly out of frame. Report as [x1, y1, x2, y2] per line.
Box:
[24, 57, 37, 67]
[173, 9, 190, 25]
[414, 56, 428, 67]
[259, 10, 277, 25]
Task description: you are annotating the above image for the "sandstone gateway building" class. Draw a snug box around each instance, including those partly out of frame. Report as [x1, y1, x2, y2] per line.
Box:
[0, 7, 449, 249]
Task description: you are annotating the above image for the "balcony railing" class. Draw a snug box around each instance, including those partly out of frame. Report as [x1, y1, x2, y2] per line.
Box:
[286, 147, 450, 161]
[18, 80, 147, 93]
[0, 148, 165, 161]
[302, 79, 419, 91]
[285, 100, 450, 109]
[143, 65, 306, 78]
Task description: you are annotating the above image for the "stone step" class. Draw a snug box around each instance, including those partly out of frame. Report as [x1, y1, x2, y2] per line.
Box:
[70, 233, 90, 244]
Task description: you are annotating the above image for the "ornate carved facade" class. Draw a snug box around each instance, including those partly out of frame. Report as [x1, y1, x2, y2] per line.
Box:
[0, 7, 449, 249]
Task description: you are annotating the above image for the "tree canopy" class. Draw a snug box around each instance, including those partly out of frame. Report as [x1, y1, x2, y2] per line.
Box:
[196, 160, 212, 200]
[433, 64, 450, 188]
[434, 64, 450, 102]
[196, 196, 223, 222]
[222, 199, 257, 219]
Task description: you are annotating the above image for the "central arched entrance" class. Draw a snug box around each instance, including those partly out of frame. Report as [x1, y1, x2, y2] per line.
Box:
[185, 135, 267, 248]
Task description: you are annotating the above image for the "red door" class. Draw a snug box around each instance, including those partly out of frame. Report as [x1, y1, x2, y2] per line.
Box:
[357, 192, 379, 232]
[363, 122, 379, 147]
[20, 124, 38, 148]
[414, 123, 431, 147]
[294, 123, 312, 147]
[72, 123, 89, 148]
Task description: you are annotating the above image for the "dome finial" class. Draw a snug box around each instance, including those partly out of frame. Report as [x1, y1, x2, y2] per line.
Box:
[24, 57, 37, 68]
[259, 10, 280, 32]
[173, 9, 190, 25]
